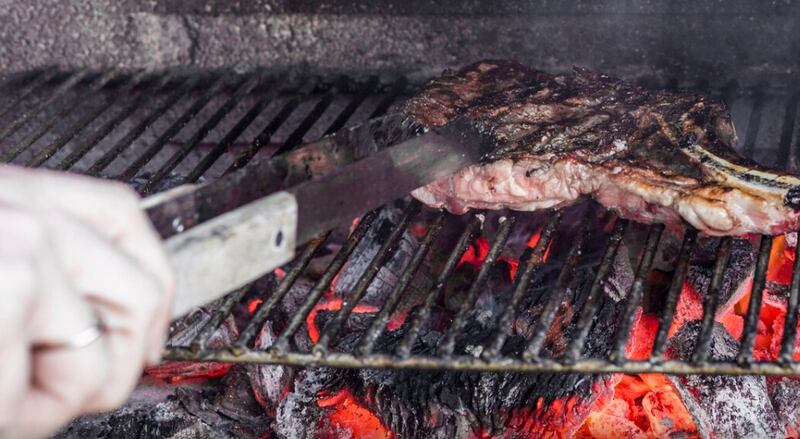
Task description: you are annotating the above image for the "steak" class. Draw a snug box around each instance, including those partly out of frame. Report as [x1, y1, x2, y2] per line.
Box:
[403, 60, 800, 236]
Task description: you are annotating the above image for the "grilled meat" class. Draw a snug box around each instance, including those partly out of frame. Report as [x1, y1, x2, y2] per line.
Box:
[403, 60, 800, 236]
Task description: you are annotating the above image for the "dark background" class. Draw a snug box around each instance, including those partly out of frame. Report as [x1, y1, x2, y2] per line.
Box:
[1, 0, 799, 86]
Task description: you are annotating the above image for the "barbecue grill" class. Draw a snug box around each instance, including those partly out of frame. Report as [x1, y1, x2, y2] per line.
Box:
[1, 68, 798, 376]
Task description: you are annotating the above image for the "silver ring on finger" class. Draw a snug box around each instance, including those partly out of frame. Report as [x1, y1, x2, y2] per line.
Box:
[32, 313, 105, 352]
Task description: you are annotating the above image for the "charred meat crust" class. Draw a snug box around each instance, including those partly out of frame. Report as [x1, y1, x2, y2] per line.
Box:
[403, 60, 800, 236]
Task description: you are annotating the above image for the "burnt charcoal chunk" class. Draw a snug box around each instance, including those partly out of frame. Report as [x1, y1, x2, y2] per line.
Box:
[272, 244, 633, 438]
[768, 377, 800, 437]
[687, 236, 755, 316]
[333, 202, 420, 306]
[667, 321, 784, 438]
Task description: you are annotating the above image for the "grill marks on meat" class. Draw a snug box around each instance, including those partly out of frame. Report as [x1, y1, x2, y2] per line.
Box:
[403, 60, 800, 236]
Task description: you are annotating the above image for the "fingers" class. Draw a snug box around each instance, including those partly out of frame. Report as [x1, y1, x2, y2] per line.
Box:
[0, 341, 28, 439]
[0, 165, 175, 296]
[0, 258, 34, 437]
[0, 165, 174, 365]
[16, 298, 109, 437]
[39, 212, 165, 412]
[0, 211, 110, 438]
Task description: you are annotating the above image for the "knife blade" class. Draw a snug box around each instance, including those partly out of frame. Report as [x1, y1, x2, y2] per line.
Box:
[143, 114, 492, 317]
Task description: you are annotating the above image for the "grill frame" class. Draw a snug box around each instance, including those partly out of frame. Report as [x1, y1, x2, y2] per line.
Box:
[2, 68, 800, 376]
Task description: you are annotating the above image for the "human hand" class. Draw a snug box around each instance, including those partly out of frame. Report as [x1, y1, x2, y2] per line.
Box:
[0, 165, 174, 438]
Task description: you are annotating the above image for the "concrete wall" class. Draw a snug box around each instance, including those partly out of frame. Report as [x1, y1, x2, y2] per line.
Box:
[0, 0, 798, 86]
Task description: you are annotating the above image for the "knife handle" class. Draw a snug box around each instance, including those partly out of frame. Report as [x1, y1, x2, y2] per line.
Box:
[149, 191, 297, 318]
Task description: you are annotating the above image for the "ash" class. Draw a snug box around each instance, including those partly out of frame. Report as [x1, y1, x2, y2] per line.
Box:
[667, 321, 784, 438]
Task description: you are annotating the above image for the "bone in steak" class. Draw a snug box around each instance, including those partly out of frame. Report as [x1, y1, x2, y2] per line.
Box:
[403, 60, 800, 236]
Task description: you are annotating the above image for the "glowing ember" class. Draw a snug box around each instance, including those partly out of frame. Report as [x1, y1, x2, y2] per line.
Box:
[589, 374, 699, 438]
[625, 310, 658, 361]
[247, 298, 264, 315]
[349, 217, 361, 234]
[527, 228, 543, 248]
[145, 361, 231, 383]
[768, 234, 795, 285]
[500, 255, 520, 280]
[386, 310, 409, 331]
[306, 298, 379, 344]
[456, 228, 550, 282]
[409, 223, 429, 239]
[504, 378, 619, 438]
[669, 281, 704, 338]
[575, 309, 699, 438]
[317, 388, 392, 439]
[458, 236, 491, 270]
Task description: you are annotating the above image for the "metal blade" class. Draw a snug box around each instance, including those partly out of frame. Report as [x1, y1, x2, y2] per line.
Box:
[144, 113, 423, 239]
[288, 116, 492, 244]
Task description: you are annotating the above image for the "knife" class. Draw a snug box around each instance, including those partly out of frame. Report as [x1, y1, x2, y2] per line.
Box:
[142, 114, 492, 317]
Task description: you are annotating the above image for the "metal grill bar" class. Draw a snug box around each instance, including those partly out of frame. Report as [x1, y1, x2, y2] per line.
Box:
[273, 80, 341, 156]
[314, 202, 420, 354]
[651, 230, 697, 360]
[397, 213, 482, 358]
[140, 74, 263, 194]
[0, 70, 51, 120]
[692, 237, 734, 363]
[225, 81, 313, 173]
[524, 222, 590, 361]
[781, 244, 800, 363]
[86, 76, 202, 176]
[272, 210, 380, 353]
[564, 218, 627, 362]
[190, 287, 249, 352]
[235, 233, 330, 350]
[324, 77, 379, 135]
[437, 213, 516, 357]
[183, 83, 279, 183]
[358, 212, 446, 355]
[369, 77, 408, 119]
[2, 72, 116, 163]
[482, 211, 561, 360]
[26, 73, 149, 168]
[778, 93, 800, 170]
[56, 74, 180, 172]
[119, 75, 228, 182]
[0, 71, 89, 141]
[741, 85, 766, 157]
[610, 224, 664, 364]
[737, 236, 773, 364]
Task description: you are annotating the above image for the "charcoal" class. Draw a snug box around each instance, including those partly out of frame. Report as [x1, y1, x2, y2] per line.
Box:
[269, 246, 632, 438]
[146, 306, 238, 381]
[165, 307, 238, 349]
[768, 377, 800, 437]
[319, 325, 620, 438]
[244, 321, 292, 415]
[444, 260, 514, 315]
[666, 321, 784, 438]
[687, 236, 755, 317]
[602, 240, 635, 302]
[175, 369, 272, 438]
[333, 202, 420, 306]
[499, 210, 549, 254]
[54, 380, 250, 439]
[275, 367, 339, 439]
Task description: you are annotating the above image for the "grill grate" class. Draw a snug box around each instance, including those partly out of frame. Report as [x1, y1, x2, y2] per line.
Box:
[1, 68, 800, 376]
